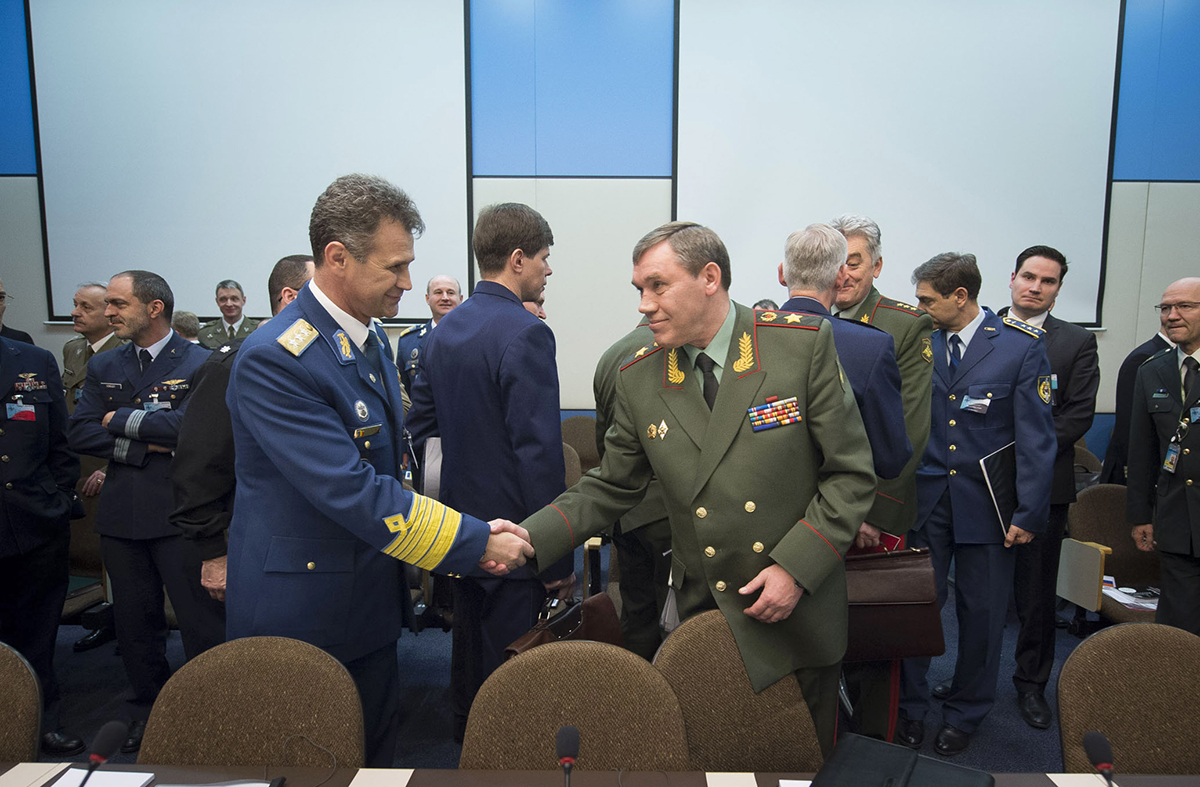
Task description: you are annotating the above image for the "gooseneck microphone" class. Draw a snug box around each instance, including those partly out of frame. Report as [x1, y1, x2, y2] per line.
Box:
[556, 725, 580, 787]
[1083, 730, 1115, 787]
[79, 720, 131, 787]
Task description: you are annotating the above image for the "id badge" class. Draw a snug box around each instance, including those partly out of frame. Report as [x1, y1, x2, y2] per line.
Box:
[1163, 443, 1181, 474]
[6, 403, 35, 421]
[143, 401, 172, 412]
[1191, 406, 1200, 424]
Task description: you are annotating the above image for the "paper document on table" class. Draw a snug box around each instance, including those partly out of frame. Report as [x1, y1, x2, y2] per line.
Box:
[51, 770, 153, 787]
[779, 781, 813, 787]
[347, 769, 412, 787]
[1101, 586, 1158, 610]
[0, 763, 69, 787]
[1048, 774, 1112, 786]
[705, 775, 759, 787]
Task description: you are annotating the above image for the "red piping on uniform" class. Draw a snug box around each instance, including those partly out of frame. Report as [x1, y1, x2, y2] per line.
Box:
[549, 504, 574, 547]
[875, 491, 904, 503]
[801, 519, 841, 561]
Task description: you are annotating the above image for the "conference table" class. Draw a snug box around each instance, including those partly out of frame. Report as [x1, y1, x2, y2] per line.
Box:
[2, 763, 1196, 787]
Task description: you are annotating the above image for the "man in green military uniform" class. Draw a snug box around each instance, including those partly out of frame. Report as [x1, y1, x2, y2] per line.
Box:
[197, 279, 260, 349]
[518, 221, 876, 755]
[829, 214, 934, 741]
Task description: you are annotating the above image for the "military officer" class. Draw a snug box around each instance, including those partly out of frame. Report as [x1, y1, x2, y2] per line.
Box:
[197, 279, 260, 349]
[516, 221, 877, 756]
[224, 174, 532, 766]
[829, 214, 934, 741]
[1127, 277, 1200, 636]
[0, 335, 82, 755]
[1102, 307, 1173, 485]
[396, 274, 462, 394]
[0, 277, 35, 345]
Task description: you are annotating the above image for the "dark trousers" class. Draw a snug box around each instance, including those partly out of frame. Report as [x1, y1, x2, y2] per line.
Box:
[1157, 550, 1200, 636]
[1012, 503, 1068, 693]
[0, 527, 70, 730]
[450, 575, 545, 738]
[796, 661, 843, 758]
[611, 518, 672, 661]
[900, 491, 1015, 733]
[101, 534, 225, 718]
[344, 643, 400, 768]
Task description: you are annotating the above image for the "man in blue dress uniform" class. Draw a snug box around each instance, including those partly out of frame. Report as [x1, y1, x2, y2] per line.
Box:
[897, 253, 1054, 756]
[408, 203, 575, 742]
[396, 274, 461, 395]
[224, 175, 532, 766]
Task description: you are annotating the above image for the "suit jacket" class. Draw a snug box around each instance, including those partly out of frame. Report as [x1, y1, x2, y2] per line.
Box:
[396, 320, 431, 395]
[1126, 347, 1200, 557]
[224, 285, 489, 663]
[197, 317, 260, 350]
[838, 286, 934, 535]
[407, 281, 571, 582]
[0, 338, 79, 557]
[62, 334, 125, 415]
[521, 303, 877, 691]
[917, 309, 1055, 541]
[781, 296, 911, 482]
[0, 325, 35, 346]
[999, 309, 1100, 504]
[1102, 333, 1172, 484]
[67, 332, 209, 539]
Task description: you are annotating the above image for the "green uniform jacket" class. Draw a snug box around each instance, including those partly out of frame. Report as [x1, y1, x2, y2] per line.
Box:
[840, 287, 933, 535]
[62, 334, 126, 416]
[523, 303, 876, 691]
[197, 318, 260, 349]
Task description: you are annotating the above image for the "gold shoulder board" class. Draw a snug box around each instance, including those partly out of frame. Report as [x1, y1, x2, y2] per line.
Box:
[277, 319, 319, 356]
[1002, 315, 1045, 338]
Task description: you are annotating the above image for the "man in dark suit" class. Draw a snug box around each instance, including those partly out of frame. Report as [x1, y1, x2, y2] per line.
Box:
[0, 277, 35, 345]
[170, 256, 314, 603]
[899, 253, 1055, 756]
[1101, 309, 1173, 485]
[1127, 277, 1200, 636]
[0, 336, 83, 755]
[408, 203, 575, 742]
[197, 279, 260, 349]
[515, 221, 877, 756]
[67, 270, 225, 752]
[994, 246, 1100, 729]
[395, 274, 462, 394]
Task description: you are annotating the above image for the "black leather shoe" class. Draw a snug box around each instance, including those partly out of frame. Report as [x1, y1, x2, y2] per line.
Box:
[1017, 690, 1053, 729]
[896, 717, 925, 749]
[120, 720, 147, 754]
[41, 731, 85, 756]
[931, 681, 951, 700]
[934, 724, 971, 756]
[73, 626, 115, 653]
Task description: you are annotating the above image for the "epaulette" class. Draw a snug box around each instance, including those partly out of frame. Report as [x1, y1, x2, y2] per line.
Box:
[1143, 346, 1175, 366]
[276, 319, 319, 357]
[1002, 315, 1045, 338]
[397, 325, 420, 338]
[875, 297, 922, 316]
[756, 310, 821, 329]
[619, 342, 664, 371]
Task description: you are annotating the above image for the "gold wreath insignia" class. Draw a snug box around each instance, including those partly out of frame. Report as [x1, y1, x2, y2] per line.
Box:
[760, 311, 777, 322]
[861, 313, 871, 323]
[667, 348, 686, 384]
[732, 332, 754, 373]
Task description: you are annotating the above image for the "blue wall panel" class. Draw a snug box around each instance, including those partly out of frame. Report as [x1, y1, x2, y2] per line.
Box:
[0, 0, 36, 175]
[471, 0, 674, 177]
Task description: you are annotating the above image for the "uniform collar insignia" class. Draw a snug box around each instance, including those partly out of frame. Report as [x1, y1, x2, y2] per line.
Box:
[335, 330, 355, 361]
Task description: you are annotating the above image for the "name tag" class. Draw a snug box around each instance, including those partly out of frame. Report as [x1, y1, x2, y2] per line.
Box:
[961, 395, 990, 414]
[6, 403, 35, 421]
[1163, 443, 1181, 474]
[1191, 407, 1200, 424]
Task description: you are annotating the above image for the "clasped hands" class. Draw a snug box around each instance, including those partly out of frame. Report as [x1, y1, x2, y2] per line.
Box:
[479, 519, 535, 576]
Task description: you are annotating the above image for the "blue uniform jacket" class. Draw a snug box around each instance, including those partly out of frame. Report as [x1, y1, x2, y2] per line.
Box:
[781, 297, 911, 480]
[224, 285, 489, 663]
[915, 309, 1055, 542]
[0, 338, 79, 557]
[67, 332, 208, 539]
[396, 320, 430, 394]
[407, 280, 572, 582]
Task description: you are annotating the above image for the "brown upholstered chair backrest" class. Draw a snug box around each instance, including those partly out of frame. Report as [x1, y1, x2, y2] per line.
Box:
[563, 442, 582, 487]
[653, 610, 823, 772]
[460, 640, 690, 770]
[1074, 444, 1102, 473]
[1058, 623, 1200, 774]
[561, 415, 600, 474]
[138, 636, 364, 767]
[1069, 484, 1159, 587]
[0, 642, 42, 762]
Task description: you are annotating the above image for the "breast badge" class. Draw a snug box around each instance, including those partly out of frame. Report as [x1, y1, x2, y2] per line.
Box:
[647, 423, 657, 439]
[657, 420, 668, 440]
[748, 396, 801, 432]
[355, 400, 369, 421]
[13, 373, 47, 391]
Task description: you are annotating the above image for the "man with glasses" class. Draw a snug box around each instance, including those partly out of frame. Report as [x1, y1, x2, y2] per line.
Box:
[0, 279, 35, 345]
[1127, 277, 1200, 636]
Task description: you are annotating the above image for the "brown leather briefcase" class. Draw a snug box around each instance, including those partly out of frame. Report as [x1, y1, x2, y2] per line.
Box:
[504, 592, 624, 660]
[844, 547, 944, 663]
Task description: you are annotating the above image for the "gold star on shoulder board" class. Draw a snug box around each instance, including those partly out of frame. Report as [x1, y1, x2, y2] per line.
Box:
[784, 313, 803, 324]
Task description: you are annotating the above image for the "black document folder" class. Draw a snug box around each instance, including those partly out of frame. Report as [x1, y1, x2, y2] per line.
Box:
[979, 441, 1017, 536]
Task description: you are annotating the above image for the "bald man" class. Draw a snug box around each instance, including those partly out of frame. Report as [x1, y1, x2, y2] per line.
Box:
[396, 274, 462, 393]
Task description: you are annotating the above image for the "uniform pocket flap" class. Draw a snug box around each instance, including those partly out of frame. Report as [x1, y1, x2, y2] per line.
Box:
[263, 536, 355, 573]
[966, 383, 1011, 400]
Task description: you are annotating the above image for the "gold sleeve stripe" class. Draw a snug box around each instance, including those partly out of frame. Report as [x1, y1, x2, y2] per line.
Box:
[382, 494, 464, 571]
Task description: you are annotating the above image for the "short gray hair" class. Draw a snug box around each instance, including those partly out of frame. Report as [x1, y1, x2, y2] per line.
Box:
[309, 174, 425, 265]
[214, 279, 244, 296]
[782, 223, 847, 293]
[830, 214, 882, 263]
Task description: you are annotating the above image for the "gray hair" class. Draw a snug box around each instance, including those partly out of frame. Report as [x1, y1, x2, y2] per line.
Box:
[782, 224, 847, 293]
[75, 281, 108, 291]
[631, 221, 732, 291]
[830, 214, 882, 264]
[214, 279, 244, 296]
[309, 174, 425, 265]
[426, 275, 462, 294]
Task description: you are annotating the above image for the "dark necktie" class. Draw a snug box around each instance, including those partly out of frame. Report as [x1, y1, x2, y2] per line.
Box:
[948, 334, 963, 374]
[695, 352, 719, 411]
[84, 345, 95, 362]
[1184, 356, 1199, 400]
[362, 335, 385, 379]
[227, 324, 236, 340]
[138, 349, 153, 374]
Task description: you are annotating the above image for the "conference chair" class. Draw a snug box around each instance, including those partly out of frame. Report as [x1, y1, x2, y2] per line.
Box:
[1058, 623, 1200, 774]
[0, 642, 42, 762]
[1073, 443, 1102, 493]
[560, 415, 600, 474]
[460, 640, 690, 770]
[138, 636, 364, 767]
[1068, 484, 1159, 625]
[652, 610, 823, 772]
[563, 442, 582, 487]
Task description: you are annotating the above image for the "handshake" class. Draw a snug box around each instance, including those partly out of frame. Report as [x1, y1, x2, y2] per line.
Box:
[479, 519, 535, 576]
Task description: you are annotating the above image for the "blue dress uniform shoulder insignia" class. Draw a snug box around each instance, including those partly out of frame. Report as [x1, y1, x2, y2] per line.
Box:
[397, 325, 420, 338]
[619, 342, 663, 371]
[277, 319, 319, 357]
[1002, 315, 1045, 338]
